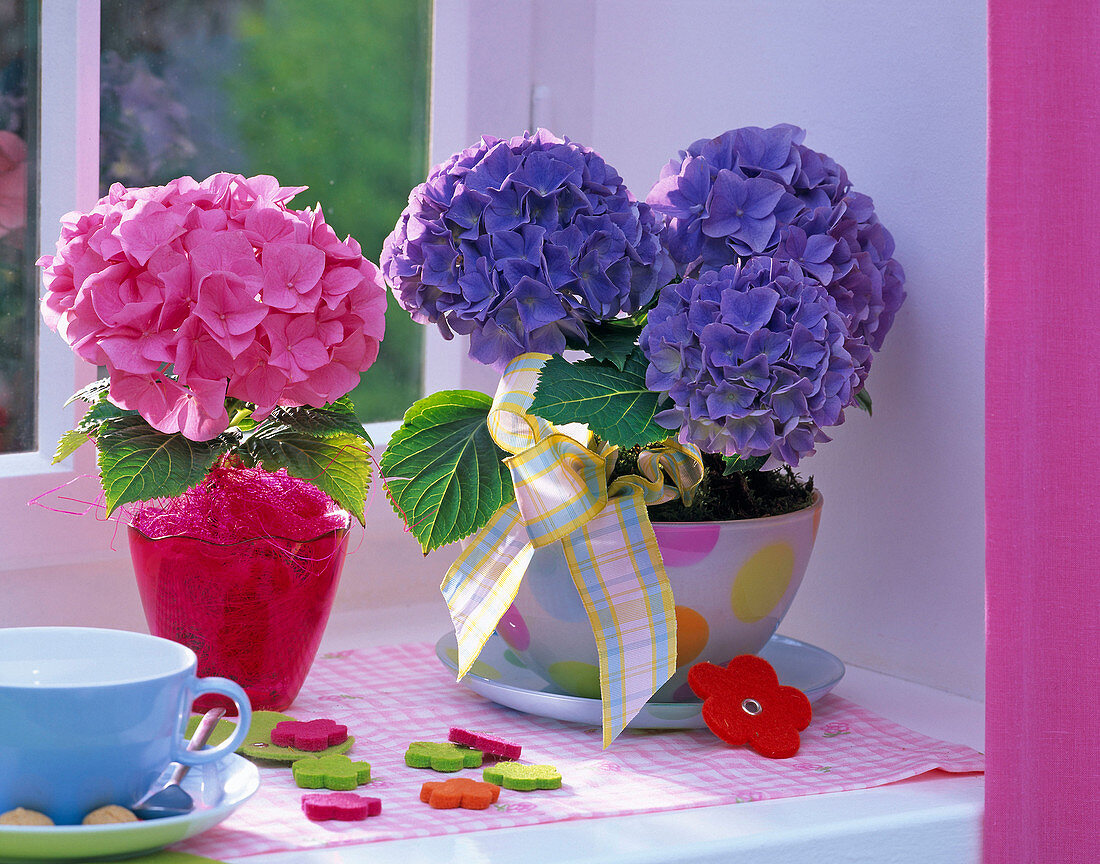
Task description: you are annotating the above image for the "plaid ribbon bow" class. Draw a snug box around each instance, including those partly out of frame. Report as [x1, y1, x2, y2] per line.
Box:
[440, 353, 704, 746]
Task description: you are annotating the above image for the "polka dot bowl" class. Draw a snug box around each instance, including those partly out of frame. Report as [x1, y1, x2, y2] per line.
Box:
[500, 491, 823, 702]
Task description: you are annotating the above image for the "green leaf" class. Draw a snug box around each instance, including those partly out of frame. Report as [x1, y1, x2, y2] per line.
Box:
[566, 319, 643, 370]
[241, 429, 373, 525]
[265, 401, 373, 443]
[722, 454, 768, 475]
[95, 416, 224, 514]
[79, 397, 129, 430]
[54, 396, 134, 466]
[855, 388, 873, 416]
[64, 378, 110, 407]
[380, 390, 514, 553]
[52, 429, 90, 464]
[529, 350, 669, 449]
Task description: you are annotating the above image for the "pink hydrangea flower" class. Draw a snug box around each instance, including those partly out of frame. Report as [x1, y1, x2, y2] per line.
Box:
[38, 173, 387, 440]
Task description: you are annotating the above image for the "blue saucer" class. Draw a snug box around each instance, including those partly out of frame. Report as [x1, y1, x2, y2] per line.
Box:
[0, 754, 258, 862]
[435, 631, 845, 729]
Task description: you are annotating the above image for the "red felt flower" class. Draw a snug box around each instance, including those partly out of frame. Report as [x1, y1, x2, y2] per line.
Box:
[688, 654, 812, 758]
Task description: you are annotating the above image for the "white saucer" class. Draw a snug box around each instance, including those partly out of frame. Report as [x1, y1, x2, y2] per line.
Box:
[435, 631, 845, 729]
[0, 753, 259, 862]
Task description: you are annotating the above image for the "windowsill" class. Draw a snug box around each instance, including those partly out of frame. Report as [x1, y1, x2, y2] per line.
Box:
[222, 603, 984, 864]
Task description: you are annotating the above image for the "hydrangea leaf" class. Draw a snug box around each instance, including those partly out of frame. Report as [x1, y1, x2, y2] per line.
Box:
[241, 428, 372, 525]
[52, 429, 90, 464]
[95, 415, 223, 514]
[266, 399, 373, 443]
[64, 377, 111, 406]
[855, 388, 873, 416]
[530, 350, 668, 449]
[566, 319, 644, 370]
[380, 390, 513, 553]
[722, 454, 768, 475]
[54, 392, 136, 464]
[79, 396, 129, 429]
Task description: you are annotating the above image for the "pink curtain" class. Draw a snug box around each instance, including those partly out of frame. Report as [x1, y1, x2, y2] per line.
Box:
[986, 2, 1100, 862]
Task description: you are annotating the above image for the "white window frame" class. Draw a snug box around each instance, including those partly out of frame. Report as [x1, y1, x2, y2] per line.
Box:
[0, 0, 464, 572]
[3, 1, 98, 482]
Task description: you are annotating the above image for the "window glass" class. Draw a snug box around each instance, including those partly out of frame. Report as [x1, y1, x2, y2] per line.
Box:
[0, 0, 37, 454]
[99, 0, 429, 421]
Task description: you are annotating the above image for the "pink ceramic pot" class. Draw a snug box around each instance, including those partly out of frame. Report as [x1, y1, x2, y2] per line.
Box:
[129, 517, 350, 712]
[498, 492, 823, 702]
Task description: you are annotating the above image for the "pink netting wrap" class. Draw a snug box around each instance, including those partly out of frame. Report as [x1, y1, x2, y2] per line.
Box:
[128, 466, 353, 710]
[128, 465, 349, 544]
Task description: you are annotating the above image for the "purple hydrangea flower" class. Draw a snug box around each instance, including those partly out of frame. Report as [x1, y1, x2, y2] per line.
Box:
[639, 258, 860, 466]
[645, 124, 905, 384]
[382, 129, 673, 369]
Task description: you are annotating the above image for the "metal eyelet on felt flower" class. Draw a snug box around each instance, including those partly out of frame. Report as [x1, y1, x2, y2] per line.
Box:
[688, 654, 812, 758]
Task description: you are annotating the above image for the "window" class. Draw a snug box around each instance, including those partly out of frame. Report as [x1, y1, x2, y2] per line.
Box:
[0, 1, 38, 456]
[2, 1, 456, 572]
[98, 0, 431, 423]
[2, 0, 432, 471]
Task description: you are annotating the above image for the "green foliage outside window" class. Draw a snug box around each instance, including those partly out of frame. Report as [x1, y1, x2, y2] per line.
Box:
[100, 0, 430, 423]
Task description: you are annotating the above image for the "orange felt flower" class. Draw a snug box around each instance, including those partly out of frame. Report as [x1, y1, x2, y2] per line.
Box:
[688, 655, 812, 758]
[420, 778, 501, 810]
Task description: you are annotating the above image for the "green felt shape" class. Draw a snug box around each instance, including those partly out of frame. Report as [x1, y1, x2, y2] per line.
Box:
[404, 741, 483, 772]
[482, 762, 562, 791]
[184, 710, 354, 764]
[292, 754, 372, 790]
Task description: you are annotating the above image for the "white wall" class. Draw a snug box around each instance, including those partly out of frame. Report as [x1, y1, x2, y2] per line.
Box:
[447, 0, 987, 698]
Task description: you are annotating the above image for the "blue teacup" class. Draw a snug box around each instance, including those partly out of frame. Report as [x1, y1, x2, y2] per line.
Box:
[0, 627, 252, 825]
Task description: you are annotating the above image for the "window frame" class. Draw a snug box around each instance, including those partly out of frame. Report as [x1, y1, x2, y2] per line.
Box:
[0, 0, 461, 571]
[1, 0, 96, 482]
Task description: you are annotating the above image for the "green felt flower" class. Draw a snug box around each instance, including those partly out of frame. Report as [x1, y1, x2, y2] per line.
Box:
[292, 754, 372, 790]
[404, 741, 482, 772]
[482, 762, 562, 791]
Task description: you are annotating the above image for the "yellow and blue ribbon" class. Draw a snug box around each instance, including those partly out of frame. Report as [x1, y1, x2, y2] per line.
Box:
[440, 353, 703, 746]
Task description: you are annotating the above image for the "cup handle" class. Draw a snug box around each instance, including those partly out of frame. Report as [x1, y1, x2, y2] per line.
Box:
[173, 676, 253, 766]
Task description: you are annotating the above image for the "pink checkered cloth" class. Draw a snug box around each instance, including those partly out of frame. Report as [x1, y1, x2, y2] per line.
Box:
[179, 643, 984, 859]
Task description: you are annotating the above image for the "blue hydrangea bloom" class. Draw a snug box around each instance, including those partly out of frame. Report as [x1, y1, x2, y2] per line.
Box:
[382, 129, 673, 369]
[639, 258, 860, 466]
[646, 124, 905, 384]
